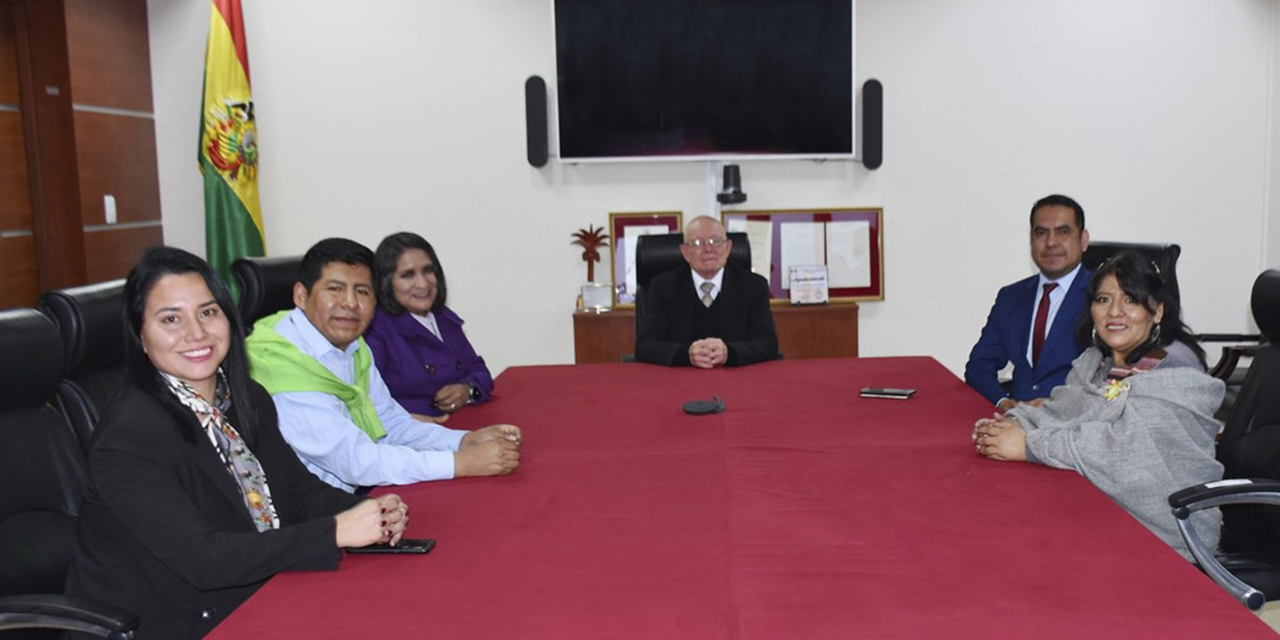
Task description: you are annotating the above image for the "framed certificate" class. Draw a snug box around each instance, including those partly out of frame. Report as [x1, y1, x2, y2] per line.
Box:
[608, 211, 683, 308]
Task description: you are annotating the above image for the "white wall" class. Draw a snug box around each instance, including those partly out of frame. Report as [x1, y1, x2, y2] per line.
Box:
[148, 0, 1279, 377]
[1270, 1, 1280, 268]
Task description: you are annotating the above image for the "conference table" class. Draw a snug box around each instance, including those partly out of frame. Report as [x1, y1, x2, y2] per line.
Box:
[208, 357, 1276, 639]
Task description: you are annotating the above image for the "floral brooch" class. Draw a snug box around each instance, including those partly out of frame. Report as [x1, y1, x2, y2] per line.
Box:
[1103, 378, 1130, 401]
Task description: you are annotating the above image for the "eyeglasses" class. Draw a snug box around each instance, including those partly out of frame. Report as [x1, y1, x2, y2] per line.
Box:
[684, 237, 728, 249]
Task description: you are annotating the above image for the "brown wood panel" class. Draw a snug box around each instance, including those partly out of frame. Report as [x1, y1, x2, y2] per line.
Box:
[0, 232, 38, 309]
[83, 223, 161, 281]
[0, 4, 18, 104]
[14, 0, 87, 290]
[0, 110, 31, 230]
[572, 303, 859, 364]
[772, 303, 859, 359]
[74, 110, 159, 225]
[64, 0, 151, 111]
[574, 309, 636, 364]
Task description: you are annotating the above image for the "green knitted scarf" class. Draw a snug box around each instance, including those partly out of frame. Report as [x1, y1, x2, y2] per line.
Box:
[246, 311, 386, 442]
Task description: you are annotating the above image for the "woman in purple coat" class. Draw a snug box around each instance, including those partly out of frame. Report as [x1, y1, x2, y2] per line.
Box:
[364, 233, 494, 423]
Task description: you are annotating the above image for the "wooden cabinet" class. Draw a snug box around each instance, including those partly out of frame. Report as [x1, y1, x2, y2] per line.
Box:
[573, 303, 858, 364]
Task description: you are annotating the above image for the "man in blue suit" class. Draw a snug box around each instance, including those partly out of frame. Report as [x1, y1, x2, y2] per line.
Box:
[965, 195, 1092, 410]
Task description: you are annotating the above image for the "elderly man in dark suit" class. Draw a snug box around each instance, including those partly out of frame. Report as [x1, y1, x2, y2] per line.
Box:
[636, 216, 778, 368]
[965, 194, 1093, 410]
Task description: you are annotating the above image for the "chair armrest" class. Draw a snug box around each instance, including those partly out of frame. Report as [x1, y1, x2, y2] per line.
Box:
[1168, 478, 1280, 610]
[1207, 343, 1264, 380]
[1169, 478, 1280, 513]
[1196, 333, 1262, 343]
[0, 594, 138, 638]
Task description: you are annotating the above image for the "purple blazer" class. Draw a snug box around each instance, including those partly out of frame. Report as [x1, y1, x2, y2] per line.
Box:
[363, 307, 494, 416]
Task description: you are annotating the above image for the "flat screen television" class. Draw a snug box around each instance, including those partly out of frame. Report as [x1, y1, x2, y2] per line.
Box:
[553, 0, 855, 162]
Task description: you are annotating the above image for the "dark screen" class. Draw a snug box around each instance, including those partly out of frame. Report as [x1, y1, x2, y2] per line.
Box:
[554, 0, 854, 160]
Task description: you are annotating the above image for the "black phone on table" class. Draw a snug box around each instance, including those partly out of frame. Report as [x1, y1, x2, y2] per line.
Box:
[859, 387, 916, 400]
[347, 538, 436, 554]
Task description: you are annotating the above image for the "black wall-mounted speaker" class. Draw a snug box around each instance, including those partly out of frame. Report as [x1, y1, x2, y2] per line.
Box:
[525, 76, 549, 168]
[861, 79, 882, 170]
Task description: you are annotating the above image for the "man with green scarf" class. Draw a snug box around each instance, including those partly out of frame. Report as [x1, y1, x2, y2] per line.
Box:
[247, 238, 521, 492]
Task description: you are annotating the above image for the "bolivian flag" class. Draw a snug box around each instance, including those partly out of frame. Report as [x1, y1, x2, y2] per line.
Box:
[200, 0, 263, 298]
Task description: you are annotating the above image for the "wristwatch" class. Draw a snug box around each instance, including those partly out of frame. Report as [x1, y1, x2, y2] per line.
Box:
[468, 384, 481, 403]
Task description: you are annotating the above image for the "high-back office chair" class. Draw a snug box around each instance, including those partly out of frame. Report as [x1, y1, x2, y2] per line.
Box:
[1081, 241, 1181, 304]
[1169, 269, 1280, 610]
[38, 280, 127, 449]
[232, 256, 303, 330]
[0, 309, 138, 639]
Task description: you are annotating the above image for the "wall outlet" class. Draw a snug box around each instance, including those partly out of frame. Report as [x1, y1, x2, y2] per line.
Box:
[104, 195, 117, 224]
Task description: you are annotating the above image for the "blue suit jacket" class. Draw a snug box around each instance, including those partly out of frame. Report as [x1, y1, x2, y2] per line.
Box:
[363, 307, 494, 417]
[964, 267, 1092, 405]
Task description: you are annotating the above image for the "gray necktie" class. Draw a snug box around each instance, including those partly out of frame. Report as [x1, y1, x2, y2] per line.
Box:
[700, 281, 715, 307]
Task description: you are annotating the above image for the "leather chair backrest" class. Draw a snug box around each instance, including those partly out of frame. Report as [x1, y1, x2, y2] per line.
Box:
[1252, 269, 1280, 342]
[38, 280, 126, 401]
[233, 256, 303, 330]
[1214, 270, 1280, 562]
[635, 232, 751, 291]
[1081, 241, 1181, 304]
[0, 309, 86, 596]
[38, 280, 127, 449]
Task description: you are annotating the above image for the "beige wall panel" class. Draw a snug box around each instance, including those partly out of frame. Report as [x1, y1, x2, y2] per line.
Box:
[0, 233, 38, 309]
[84, 224, 162, 282]
[74, 110, 160, 226]
[0, 111, 31, 231]
[65, 0, 152, 111]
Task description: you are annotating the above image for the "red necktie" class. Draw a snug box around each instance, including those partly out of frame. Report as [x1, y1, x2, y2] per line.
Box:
[1032, 282, 1058, 368]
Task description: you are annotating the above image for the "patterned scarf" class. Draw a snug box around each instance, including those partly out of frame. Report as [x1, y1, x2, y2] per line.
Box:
[1095, 347, 1167, 402]
[160, 371, 280, 532]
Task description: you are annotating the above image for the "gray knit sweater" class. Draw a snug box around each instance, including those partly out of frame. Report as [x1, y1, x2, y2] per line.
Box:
[1007, 342, 1225, 561]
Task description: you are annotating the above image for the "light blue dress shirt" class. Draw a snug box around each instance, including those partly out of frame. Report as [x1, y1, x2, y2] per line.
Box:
[268, 308, 464, 492]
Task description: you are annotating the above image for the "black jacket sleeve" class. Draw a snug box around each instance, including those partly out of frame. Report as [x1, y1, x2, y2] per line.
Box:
[723, 269, 779, 366]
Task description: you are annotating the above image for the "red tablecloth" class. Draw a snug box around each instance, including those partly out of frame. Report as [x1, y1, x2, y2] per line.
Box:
[208, 357, 1275, 639]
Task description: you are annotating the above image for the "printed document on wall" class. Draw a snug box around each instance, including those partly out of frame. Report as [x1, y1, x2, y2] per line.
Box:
[726, 218, 775, 278]
[779, 222, 824, 289]
[825, 220, 870, 288]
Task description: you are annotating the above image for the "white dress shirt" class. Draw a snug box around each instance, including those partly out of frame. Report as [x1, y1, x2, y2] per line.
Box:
[411, 310, 443, 342]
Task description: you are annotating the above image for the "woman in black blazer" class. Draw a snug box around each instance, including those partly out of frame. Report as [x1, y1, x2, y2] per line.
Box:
[66, 247, 412, 639]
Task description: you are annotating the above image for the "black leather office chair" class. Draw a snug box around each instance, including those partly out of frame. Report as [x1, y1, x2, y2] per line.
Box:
[232, 255, 302, 331]
[38, 280, 127, 450]
[1081, 241, 1181, 304]
[0, 309, 137, 639]
[1169, 269, 1280, 610]
[629, 232, 752, 361]
[1200, 270, 1276, 381]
